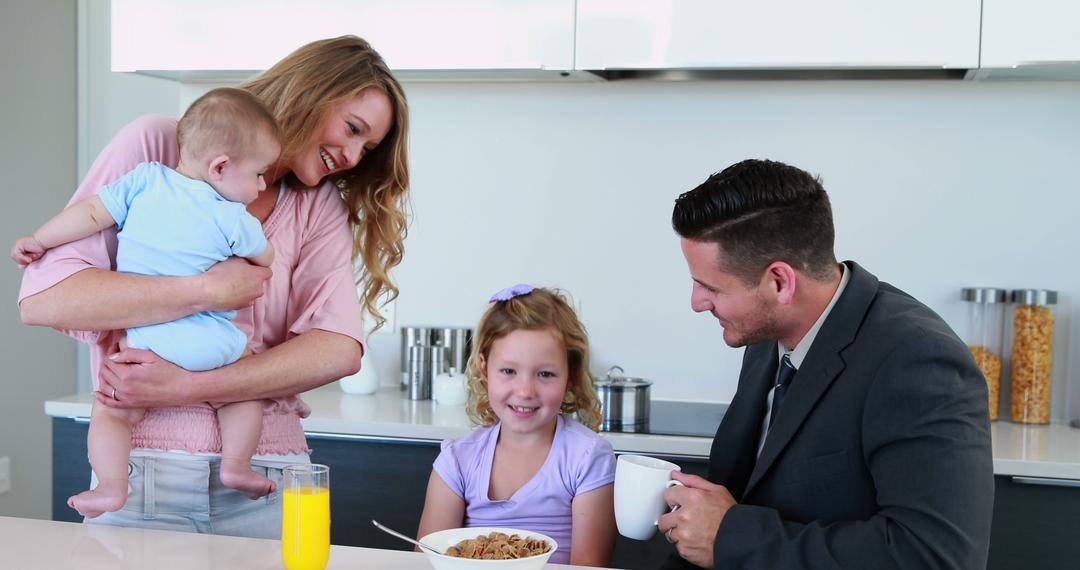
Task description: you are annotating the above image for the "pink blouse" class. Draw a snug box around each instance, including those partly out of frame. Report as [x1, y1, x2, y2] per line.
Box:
[19, 115, 365, 455]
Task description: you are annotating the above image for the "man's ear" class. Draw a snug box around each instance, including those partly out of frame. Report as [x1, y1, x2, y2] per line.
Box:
[207, 154, 230, 182]
[763, 261, 797, 305]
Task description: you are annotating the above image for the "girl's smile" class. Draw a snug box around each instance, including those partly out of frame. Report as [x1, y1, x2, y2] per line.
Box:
[481, 328, 569, 441]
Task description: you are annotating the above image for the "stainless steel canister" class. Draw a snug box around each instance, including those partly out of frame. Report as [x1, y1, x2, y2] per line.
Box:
[594, 366, 651, 432]
[432, 327, 473, 375]
[401, 326, 434, 389]
[406, 344, 445, 400]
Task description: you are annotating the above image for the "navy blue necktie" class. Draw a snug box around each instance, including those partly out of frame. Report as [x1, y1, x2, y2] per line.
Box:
[768, 354, 797, 430]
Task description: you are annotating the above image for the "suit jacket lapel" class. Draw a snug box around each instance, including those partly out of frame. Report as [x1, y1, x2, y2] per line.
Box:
[708, 343, 775, 499]
[742, 261, 880, 497]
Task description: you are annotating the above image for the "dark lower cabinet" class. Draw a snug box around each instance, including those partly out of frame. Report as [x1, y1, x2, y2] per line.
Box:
[309, 434, 706, 570]
[308, 434, 440, 551]
[52, 418, 1080, 569]
[987, 475, 1080, 570]
[51, 418, 697, 568]
[52, 418, 93, 523]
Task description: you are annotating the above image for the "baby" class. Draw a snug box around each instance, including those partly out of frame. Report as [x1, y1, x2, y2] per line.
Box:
[12, 88, 281, 517]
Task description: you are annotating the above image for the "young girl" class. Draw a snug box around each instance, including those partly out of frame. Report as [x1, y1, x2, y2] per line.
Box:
[416, 285, 617, 566]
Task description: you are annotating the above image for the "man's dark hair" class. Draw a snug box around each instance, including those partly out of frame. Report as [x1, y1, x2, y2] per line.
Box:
[672, 159, 837, 284]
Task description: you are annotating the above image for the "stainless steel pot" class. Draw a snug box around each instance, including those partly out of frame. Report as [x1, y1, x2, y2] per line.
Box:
[594, 366, 651, 432]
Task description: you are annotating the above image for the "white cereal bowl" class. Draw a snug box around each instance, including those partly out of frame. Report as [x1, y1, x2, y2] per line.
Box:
[419, 527, 558, 570]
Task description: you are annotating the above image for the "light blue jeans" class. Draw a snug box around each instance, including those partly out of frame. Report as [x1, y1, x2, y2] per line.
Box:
[84, 455, 289, 538]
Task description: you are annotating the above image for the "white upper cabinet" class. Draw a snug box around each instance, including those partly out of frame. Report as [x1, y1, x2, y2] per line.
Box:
[575, 0, 981, 70]
[981, 0, 1080, 71]
[112, 0, 577, 80]
[111, 0, 1080, 81]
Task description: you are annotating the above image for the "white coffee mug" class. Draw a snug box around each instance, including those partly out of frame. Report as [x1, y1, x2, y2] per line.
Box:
[614, 454, 684, 540]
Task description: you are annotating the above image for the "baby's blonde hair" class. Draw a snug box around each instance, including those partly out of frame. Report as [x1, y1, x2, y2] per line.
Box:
[176, 87, 281, 161]
[465, 288, 603, 431]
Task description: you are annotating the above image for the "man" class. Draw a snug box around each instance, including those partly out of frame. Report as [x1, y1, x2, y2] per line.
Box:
[659, 159, 993, 569]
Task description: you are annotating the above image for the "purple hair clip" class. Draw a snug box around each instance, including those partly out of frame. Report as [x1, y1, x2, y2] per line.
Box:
[489, 283, 535, 302]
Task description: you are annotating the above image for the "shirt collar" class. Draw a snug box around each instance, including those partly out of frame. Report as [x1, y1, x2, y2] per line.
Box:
[778, 262, 850, 370]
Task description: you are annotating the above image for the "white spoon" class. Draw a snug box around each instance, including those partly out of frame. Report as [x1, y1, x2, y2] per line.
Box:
[371, 519, 444, 556]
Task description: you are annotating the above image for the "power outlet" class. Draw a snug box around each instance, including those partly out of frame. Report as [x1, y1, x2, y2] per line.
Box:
[0, 456, 10, 495]
[354, 260, 397, 336]
[362, 297, 397, 336]
[356, 274, 397, 336]
[376, 297, 396, 335]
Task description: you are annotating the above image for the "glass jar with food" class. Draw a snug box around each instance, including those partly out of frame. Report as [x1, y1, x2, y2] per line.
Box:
[961, 288, 1007, 420]
[1009, 289, 1058, 424]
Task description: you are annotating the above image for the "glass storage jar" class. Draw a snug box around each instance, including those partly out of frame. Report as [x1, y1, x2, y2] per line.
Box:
[961, 288, 1007, 420]
[1009, 289, 1058, 424]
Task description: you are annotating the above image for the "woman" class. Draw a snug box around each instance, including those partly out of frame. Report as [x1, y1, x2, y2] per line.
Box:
[18, 36, 409, 536]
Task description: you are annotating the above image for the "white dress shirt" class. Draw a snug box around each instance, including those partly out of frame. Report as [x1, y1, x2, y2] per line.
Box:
[756, 263, 851, 456]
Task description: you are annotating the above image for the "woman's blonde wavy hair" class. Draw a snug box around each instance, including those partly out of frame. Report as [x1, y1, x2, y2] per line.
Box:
[465, 288, 603, 432]
[241, 36, 409, 330]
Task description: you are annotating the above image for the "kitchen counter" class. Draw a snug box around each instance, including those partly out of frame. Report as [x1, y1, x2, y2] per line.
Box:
[0, 516, 601, 569]
[45, 385, 712, 458]
[45, 384, 1080, 479]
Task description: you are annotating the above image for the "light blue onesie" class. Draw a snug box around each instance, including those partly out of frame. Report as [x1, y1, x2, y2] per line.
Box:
[98, 162, 268, 371]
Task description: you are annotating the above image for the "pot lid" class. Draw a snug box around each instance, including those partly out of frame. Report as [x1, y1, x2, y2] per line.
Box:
[594, 365, 652, 389]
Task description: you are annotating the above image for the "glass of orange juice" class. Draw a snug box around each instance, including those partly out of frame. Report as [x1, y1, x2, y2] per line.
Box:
[282, 464, 330, 570]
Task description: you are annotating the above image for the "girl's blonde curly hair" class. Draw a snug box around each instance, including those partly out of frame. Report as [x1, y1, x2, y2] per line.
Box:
[465, 287, 603, 431]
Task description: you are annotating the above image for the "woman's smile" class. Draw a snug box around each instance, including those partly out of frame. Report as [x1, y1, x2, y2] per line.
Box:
[319, 147, 338, 173]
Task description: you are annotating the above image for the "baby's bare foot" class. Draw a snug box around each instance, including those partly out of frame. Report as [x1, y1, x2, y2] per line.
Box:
[220, 459, 276, 499]
[68, 479, 128, 518]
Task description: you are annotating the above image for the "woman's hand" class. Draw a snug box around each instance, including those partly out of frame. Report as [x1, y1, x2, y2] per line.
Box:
[96, 330, 361, 411]
[96, 347, 197, 409]
[199, 257, 273, 312]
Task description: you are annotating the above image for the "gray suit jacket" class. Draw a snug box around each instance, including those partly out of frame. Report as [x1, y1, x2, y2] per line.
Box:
[664, 261, 994, 570]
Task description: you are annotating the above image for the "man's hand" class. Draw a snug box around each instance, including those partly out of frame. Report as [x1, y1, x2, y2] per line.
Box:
[96, 347, 196, 408]
[11, 236, 46, 268]
[199, 257, 272, 312]
[657, 470, 737, 569]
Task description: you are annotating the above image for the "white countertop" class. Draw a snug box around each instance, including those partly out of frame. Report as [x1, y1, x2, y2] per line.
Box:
[44, 385, 712, 458]
[45, 384, 1080, 480]
[0, 516, 600, 570]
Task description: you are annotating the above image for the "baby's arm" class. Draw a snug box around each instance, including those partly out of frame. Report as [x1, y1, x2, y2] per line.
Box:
[245, 241, 275, 268]
[415, 470, 466, 550]
[569, 484, 616, 567]
[229, 211, 273, 267]
[11, 196, 116, 267]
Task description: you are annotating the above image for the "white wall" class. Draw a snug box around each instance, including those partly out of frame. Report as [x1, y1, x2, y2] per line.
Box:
[391, 80, 1080, 420]
[84, 22, 1079, 419]
[73, 0, 184, 392]
[0, 0, 77, 519]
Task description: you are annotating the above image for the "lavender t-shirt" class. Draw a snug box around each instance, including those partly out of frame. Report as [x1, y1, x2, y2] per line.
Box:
[433, 414, 615, 564]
